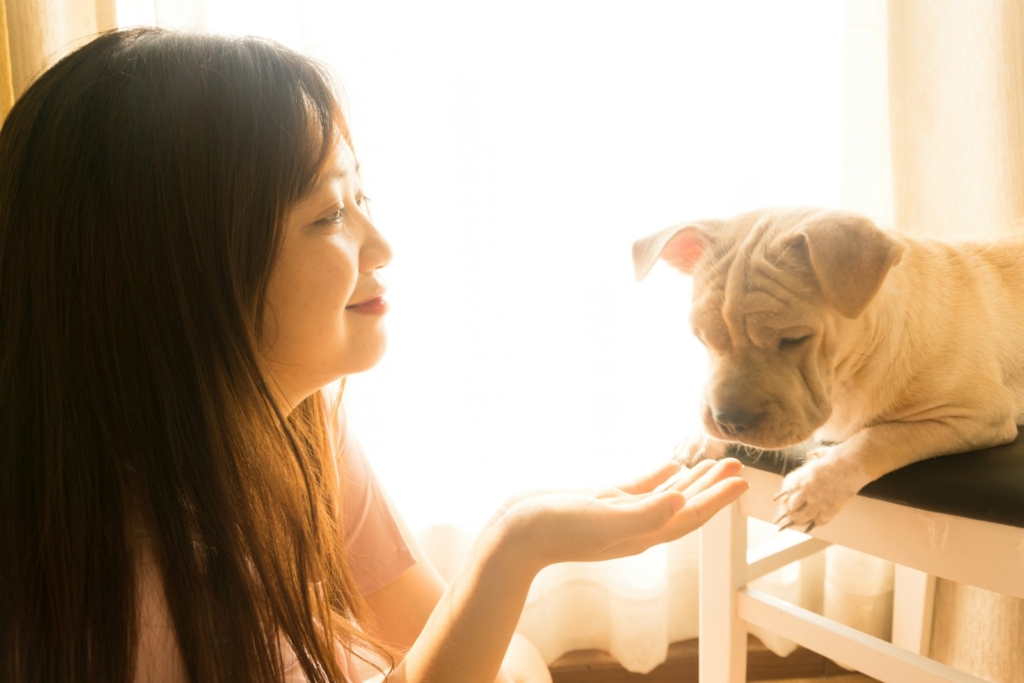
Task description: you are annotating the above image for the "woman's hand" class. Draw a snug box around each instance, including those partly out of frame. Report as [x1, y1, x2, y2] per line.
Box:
[493, 458, 749, 572]
[392, 457, 748, 683]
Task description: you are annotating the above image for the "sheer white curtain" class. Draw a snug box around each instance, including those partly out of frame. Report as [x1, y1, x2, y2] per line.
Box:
[112, 0, 890, 674]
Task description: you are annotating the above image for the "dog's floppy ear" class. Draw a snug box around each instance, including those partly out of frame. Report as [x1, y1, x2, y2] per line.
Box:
[789, 212, 904, 319]
[632, 221, 718, 282]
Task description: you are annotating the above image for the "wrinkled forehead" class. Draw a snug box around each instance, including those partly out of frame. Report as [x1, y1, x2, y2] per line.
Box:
[690, 212, 822, 334]
[690, 266, 811, 336]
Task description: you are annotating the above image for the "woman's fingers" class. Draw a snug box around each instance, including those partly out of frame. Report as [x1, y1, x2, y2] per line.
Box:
[607, 457, 736, 505]
[560, 455, 731, 504]
[595, 465, 749, 560]
[652, 457, 724, 494]
[616, 457, 720, 499]
[681, 458, 743, 497]
[617, 460, 682, 495]
[656, 473, 750, 540]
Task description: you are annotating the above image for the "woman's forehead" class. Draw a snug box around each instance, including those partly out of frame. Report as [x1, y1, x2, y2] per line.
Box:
[327, 142, 358, 180]
[307, 142, 359, 196]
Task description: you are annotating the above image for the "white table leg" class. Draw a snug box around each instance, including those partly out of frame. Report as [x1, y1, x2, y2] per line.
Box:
[700, 502, 748, 683]
[891, 565, 937, 656]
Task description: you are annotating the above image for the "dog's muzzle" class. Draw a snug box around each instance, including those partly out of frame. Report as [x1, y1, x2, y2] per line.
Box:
[713, 408, 763, 437]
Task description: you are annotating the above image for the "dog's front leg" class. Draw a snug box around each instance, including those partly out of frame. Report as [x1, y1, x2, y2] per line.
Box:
[672, 432, 730, 467]
[773, 417, 1018, 531]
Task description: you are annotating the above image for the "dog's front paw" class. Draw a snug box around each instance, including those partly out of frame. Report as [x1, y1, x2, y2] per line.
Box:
[672, 433, 729, 467]
[773, 450, 861, 532]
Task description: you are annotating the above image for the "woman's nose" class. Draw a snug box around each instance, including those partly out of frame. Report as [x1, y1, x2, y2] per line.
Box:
[360, 218, 392, 272]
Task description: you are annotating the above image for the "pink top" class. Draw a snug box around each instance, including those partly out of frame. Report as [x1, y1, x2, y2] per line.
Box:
[336, 427, 417, 596]
[135, 413, 416, 683]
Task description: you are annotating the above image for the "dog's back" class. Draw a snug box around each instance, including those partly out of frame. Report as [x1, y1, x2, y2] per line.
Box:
[875, 236, 1024, 426]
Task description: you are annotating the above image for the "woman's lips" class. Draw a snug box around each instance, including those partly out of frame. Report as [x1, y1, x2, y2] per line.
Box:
[346, 296, 388, 315]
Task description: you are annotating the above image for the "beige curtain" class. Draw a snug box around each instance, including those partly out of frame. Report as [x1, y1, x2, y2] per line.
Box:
[4, 0, 116, 104]
[889, 0, 1024, 240]
[1, 1, 15, 120]
[887, 1, 1024, 680]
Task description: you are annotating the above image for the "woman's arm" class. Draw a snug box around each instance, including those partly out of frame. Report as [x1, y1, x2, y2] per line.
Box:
[388, 457, 748, 683]
[361, 490, 538, 682]
[387, 514, 537, 683]
[360, 513, 446, 651]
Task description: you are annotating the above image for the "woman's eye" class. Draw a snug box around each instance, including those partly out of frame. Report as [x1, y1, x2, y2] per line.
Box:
[317, 195, 370, 226]
[779, 334, 812, 350]
[319, 208, 345, 225]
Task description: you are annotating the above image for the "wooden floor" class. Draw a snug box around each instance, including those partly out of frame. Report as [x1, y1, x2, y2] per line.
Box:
[548, 636, 881, 683]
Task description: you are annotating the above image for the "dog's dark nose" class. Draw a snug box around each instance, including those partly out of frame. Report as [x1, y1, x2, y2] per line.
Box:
[714, 409, 761, 437]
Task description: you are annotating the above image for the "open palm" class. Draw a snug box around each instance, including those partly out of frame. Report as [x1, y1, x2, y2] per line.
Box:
[498, 458, 749, 570]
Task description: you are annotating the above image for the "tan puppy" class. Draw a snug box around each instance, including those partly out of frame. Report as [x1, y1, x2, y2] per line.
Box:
[633, 207, 1024, 530]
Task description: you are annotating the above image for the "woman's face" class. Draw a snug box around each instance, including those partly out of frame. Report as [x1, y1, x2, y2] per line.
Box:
[261, 139, 392, 412]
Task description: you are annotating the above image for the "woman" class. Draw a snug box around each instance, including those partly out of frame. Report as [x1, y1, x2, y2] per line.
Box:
[0, 27, 748, 683]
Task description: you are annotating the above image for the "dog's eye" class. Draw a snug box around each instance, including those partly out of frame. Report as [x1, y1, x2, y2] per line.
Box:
[779, 335, 812, 350]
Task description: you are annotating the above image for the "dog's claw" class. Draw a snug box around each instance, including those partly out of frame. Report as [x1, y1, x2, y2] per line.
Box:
[804, 521, 816, 534]
[772, 489, 789, 502]
[772, 510, 788, 525]
[777, 519, 794, 531]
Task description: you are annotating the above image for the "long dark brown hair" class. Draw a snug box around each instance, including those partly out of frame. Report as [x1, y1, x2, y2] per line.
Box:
[0, 27, 391, 682]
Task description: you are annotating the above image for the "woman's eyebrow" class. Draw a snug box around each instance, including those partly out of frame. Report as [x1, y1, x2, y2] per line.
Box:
[310, 161, 362, 194]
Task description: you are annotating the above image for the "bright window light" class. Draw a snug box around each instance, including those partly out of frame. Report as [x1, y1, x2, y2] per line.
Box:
[117, 0, 844, 534]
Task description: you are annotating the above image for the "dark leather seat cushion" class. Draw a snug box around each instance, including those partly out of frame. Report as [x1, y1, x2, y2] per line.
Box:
[726, 427, 1024, 529]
